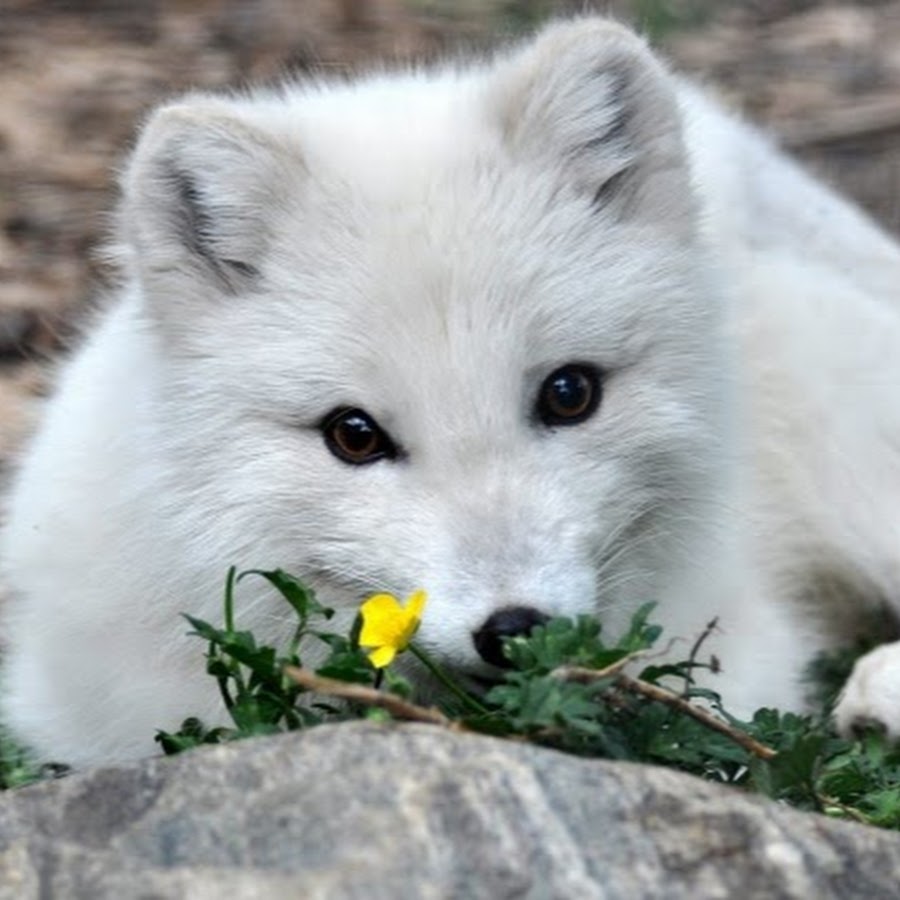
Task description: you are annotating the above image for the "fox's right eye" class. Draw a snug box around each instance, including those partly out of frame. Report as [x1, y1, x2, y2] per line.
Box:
[536, 364, 602, 427]
[321, 408, 397, 465]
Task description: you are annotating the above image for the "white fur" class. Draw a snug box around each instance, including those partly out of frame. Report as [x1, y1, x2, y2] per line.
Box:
[3, 19, 900, 767]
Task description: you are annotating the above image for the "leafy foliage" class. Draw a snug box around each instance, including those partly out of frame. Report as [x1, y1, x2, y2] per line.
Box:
[152, 569, 900, 830]
[156, 568, 373, 753]
[1, 567, 898, 832]
[0, 727, 63, 790]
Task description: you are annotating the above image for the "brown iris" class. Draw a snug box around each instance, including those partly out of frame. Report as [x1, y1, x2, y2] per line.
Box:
[536, 364, 602, 426]
[323, 408, 397, 465]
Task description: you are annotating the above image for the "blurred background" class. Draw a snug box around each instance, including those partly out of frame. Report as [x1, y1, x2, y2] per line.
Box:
[2, 0, 900, 473]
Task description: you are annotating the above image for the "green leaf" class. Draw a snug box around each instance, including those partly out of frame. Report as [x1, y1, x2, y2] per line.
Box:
[239, 569, 334, 624]
[314, 633, 374, 684]
[615, 602, 660, 652]
[182, 614, 226, 644]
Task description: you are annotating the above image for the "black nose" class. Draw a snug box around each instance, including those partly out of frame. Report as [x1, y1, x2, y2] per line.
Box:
[473, 606, 549, 668]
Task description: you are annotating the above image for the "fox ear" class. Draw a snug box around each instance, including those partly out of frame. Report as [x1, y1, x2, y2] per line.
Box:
[491, 19, 692, 224]
[120, 100, 302, 295]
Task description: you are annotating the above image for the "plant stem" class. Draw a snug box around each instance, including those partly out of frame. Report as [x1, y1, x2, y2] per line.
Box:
[223, 566, 237, 633]
[682, 616, 719, 697]
[408, 643, 491, 715]
[215, 669, 235, 712]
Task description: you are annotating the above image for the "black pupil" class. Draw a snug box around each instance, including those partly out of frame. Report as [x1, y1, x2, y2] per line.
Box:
[338, 415, 376, 454]
[551, 371, 588, 411]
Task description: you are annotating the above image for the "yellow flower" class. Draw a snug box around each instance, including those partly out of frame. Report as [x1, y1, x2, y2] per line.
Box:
[359, 590, 427, 668]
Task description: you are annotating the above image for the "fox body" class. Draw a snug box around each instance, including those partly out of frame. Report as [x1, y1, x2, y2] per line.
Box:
[4, 19, 900, 767]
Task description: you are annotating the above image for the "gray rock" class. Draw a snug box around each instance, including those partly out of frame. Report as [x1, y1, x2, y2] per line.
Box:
[0, 723, 896, 899]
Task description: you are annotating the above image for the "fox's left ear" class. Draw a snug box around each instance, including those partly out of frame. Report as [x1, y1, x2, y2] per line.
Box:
[489, 19, 693, 226]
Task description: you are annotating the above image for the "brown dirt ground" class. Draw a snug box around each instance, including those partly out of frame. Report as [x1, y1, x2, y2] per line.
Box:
[2, 0, 900, 475]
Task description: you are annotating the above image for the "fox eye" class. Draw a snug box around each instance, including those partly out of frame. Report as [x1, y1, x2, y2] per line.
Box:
[537, 364, 602, 426]
[322, 408, 397, 465]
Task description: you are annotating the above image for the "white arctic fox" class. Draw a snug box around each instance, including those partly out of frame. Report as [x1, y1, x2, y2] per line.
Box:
[3, 17, 900, 767]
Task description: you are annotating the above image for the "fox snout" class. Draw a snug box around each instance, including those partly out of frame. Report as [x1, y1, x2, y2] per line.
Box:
[472, 606, 549, 668]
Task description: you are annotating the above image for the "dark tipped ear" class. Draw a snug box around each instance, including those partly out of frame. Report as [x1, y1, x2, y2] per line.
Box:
[490, 19, 692, 226]
[121, 100, 304, 295]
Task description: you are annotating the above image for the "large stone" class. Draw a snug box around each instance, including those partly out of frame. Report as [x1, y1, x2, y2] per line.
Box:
[0, 723, 897, 899]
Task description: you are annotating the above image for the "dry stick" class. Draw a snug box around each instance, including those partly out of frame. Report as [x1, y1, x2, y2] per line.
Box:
[554, 656, 636, 683]
[286, 659, 777, 761]
[552, 663, 777, 761]
[284, 666, 461, 729]
[550, 637, 681, 683]
[616, 674, 776, 761]
[683, 616, 720, 697]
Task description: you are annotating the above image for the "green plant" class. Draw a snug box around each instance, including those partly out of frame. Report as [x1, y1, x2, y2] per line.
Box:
[1, 566, 895, 828]
[152, 568, 899, 830]
[0, 727, 50, 790]
[157, 568, 374, 754]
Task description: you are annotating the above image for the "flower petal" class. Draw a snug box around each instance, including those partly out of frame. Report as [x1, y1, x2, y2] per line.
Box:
[367, 645, 397, 669]
[358, 589, 428, 667]
[406, 589, 427, 620]
[359, 593, 405, 647]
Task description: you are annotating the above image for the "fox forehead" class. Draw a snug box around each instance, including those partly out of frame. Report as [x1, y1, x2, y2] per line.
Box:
[208, 215, 696, 433]
[224, 70, 498, 193]
[247, 156, 691, 329]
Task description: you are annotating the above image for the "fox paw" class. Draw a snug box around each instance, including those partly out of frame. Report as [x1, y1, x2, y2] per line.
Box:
[833, 641, 900, 739]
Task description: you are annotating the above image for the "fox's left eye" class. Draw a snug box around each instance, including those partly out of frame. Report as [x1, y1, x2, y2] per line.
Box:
[322, 407, 397, 465]
[536, 364, 602, 426]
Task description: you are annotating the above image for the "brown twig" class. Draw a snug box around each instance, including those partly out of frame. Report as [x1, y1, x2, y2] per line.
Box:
[683, 617, 720, 696]
[550, 638, 682, 684]
[552, 653, 637, 683]
[614, 673, 777, 761]
[552, 658, 777, 761]
[287, 656, 777, 761]
[284, 666, 461, 729]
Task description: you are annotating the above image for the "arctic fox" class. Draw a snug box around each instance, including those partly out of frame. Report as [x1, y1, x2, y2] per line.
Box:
[3, 18, 900, 768]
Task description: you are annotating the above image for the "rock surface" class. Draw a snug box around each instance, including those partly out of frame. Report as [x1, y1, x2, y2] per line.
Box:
[0, 723, 896, 899]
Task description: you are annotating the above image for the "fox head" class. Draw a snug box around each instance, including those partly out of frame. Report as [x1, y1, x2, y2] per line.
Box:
[119, 19, 731, 676]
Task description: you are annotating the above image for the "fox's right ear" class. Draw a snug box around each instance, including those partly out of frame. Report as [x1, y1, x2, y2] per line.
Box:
[119, 99, 304, 297]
